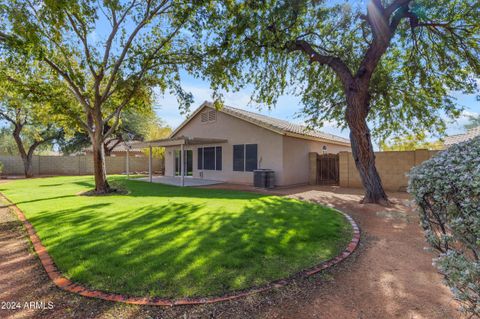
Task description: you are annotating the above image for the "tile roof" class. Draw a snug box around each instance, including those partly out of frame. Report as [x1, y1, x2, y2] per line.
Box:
[444, 126, 480, 146]
[205, 102, 351, 145]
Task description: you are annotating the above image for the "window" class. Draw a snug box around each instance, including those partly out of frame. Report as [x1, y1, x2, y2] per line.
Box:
[203, 147, 215, 170]
[245, 144, 258, 171]
[197, 146, 222, 171]
[233, 144, 258, 171]
[233, 144, 245, 171]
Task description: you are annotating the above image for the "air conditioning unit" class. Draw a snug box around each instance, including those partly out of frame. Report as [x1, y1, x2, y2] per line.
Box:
[253, 169, 275, 189]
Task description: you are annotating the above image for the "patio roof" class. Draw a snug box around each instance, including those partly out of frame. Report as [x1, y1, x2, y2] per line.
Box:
[131, 136, 228, 148]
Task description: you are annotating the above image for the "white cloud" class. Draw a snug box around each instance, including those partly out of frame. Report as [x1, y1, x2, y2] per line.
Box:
[445, 110, 479, 136]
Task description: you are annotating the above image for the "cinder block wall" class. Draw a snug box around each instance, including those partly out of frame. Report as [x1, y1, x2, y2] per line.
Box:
[0, 155, 163, 176]
[338, 149, 439, 192]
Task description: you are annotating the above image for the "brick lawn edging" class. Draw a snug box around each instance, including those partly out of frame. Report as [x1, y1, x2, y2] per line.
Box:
[1, 193, 361, 307]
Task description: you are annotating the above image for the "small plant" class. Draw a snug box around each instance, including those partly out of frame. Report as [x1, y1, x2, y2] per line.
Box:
[408, 136, 480, 317]
[0, 161, 3, 176]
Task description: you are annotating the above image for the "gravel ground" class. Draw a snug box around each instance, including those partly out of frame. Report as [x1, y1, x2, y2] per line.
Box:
[0, 183, 462, 319]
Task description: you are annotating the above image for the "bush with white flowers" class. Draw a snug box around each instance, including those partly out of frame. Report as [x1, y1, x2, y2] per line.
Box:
[408, 136, 479, 317]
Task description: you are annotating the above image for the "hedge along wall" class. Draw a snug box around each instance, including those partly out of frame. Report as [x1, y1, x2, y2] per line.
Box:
[0, 155, 164, 176]
[338, 149, 439, 192]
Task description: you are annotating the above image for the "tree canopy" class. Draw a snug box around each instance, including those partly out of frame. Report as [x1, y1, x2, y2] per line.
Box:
[379, 132, 444, 151]
[203, 0, 479, 140]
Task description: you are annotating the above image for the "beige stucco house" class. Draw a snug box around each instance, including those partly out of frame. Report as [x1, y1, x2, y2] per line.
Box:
[157, 101, 350, 186]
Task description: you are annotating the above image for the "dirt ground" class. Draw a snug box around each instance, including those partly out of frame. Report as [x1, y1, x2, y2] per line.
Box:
[0, 183, 462, 319]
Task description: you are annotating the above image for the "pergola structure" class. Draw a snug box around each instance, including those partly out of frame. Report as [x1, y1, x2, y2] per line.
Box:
[128, 136, 228, 186]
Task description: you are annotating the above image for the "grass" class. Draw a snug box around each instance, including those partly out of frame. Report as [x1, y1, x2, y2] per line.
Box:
[0, 175, 352, 298]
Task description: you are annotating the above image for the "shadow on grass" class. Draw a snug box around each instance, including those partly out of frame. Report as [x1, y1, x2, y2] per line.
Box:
[9, 195, 77, 205]
[27, 196, 351, 298]
[117, 179, 270, 200]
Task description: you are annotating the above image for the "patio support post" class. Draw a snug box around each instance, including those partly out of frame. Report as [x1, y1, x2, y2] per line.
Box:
[126, 147, 130, 179]
[180, 143, 185, 186]
[149, 145, 153, 183]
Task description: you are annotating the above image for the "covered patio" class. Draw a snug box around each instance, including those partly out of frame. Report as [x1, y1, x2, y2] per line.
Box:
[128, 136, 228, 186]
[135, 175, 223, 187]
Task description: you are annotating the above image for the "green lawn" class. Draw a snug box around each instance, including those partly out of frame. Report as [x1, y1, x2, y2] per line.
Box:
[0, 176, 352, 298]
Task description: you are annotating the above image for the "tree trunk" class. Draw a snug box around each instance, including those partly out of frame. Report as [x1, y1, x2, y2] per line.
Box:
[21, 153, 34, 178]
[346, 91, 389, 205]
[12, 127, 33, 178]
[91, 134, 110, 193]
[104, 138, 122, 156]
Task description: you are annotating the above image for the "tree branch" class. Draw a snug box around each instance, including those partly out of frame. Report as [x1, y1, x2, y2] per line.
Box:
[65, 12, 98, 78]
[356, 0, 412, 81]
[101, 0, 139, 73]
[101, 0, 170, 103]
[384, 0, 412, 18]
[0, 110, 17, 125]
[288, 39, 353, 86]
[43, 57, 90, 108]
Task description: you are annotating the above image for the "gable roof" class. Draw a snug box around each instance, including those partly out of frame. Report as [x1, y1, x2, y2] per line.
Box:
[444, 126, 480, 146]
[171, 101, 351, 146]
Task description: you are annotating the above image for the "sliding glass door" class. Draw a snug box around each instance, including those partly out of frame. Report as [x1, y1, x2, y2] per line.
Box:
[175, 150, 193, 176]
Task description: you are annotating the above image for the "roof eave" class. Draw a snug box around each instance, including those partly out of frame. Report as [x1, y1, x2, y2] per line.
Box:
[170, 101, 351, 146]
[170, 101, 212, 138]
[283, 132, 351, 146]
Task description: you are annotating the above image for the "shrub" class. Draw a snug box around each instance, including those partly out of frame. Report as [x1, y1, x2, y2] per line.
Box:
[408, 136, 480, 317]
[0, 161, 3, 175]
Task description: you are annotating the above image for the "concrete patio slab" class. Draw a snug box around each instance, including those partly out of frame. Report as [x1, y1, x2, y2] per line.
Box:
[135, 176, 223, 187]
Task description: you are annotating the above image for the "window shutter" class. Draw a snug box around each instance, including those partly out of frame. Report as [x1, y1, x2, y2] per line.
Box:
[245, 144, 258, 171]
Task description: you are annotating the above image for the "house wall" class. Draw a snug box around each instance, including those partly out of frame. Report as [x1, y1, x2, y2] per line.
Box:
[165, 107, 285, 185]
[338, 149, 439, 191]
[282, 136, 351, 186]
[0, 155, 163, 176]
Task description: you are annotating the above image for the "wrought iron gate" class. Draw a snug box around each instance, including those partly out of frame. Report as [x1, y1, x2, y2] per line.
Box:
[317, 154, 339, 185]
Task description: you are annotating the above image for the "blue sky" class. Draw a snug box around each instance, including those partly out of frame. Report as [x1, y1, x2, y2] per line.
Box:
[155, 73, 480, 144]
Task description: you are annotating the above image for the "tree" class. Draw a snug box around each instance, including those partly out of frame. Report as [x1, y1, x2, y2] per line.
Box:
[0, 61, 64, 177]
[142, 118, 172, 158]
[380, 132, 444, 151]
[464, 114, 480, 130]
[203, 0, 480, 204]
[59, 108, 162, 156]
[0, 128, 19, 155]
[2, 0, 208, 193]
